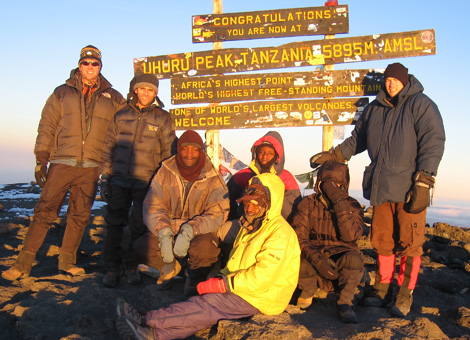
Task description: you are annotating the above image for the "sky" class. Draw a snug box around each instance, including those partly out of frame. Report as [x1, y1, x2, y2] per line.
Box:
[0, 0, 469, 206]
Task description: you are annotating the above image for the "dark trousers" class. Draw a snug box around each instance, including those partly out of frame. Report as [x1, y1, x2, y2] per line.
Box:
[103, 183, 148, 271]
[15, 163, 98, 273]
[146, 292, 259, 340]
[133, 231, 220, 274]
[298, 250, 364, 306]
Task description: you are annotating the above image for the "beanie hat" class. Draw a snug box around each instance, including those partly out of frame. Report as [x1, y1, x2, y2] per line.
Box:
[384, 63, 409, 86]
[178, 130, 203, 150]
[237, 183, 270, 209]
[79, 45, 102, 64]
[132, 74, 159, 93]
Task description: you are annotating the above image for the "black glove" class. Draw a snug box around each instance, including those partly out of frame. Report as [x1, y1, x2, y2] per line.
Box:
[404, 171, 435, 214]
[99, 175, 111, 203]
[313, 257, 339, 280]
[310, 145, 345, 169]
[319, 180, 349, 212]
[34, 151, 50, 188]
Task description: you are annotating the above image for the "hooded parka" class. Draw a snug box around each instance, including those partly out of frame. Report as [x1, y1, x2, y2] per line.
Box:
[221, 173, 301, 315]
[227, 131, 301, 221]
[339, 75, 445, 206]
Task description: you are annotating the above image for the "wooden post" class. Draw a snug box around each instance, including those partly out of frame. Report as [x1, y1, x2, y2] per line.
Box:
[206, 0, 222, 169]
[322, 33, 335, 151]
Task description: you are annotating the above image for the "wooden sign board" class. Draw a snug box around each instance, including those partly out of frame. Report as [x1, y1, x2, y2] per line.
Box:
[171, 69, 383, 104]
[134, 29, 435, 78]
[170, 98, 369, 130]
[192, 5, 348, 43]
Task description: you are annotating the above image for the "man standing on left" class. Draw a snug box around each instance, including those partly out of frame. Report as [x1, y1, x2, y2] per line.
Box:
[2, 45, 126, 280]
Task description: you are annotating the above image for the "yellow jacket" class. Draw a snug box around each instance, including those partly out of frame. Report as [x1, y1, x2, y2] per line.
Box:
[221, 173, 300, 315]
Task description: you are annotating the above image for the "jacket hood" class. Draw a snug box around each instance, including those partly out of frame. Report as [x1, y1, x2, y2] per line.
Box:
[248, 173, 285, 221]
[314, 161, 350, 193]
[249, 131, 285, 175]
[376, 74, 424, 107]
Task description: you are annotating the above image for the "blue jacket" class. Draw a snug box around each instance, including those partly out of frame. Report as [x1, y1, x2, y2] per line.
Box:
[339, 75, 445, 206]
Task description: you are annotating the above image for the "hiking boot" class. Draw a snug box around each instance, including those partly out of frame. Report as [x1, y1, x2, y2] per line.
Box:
[2, 267, 28, 281]
[338, 304, 357, 324]
[156, 261, 181, 291]
[116, 316, 154, 340]
[137, 264, 160, 279]
[363, 283, 389, 307]
[296, 296, 313, 309]
[103, 271, 121, 287]
[127, 269, 142, 285]
[390, 289, 413, 317]
[61, 266, 85, 276]
[116, 297, 146, 326]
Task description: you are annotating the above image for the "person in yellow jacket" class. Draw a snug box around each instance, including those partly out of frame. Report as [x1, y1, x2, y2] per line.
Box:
[115, 173, 300, 340]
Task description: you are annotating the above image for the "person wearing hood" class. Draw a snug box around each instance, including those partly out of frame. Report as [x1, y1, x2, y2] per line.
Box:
[115, 173, 301, 340]
[133, 130, 229, 295]
[309, 63, 445, 317]
[292, 161, 364, 323]
[2, 45, 126, 281]
[219, 131, 301, 249]
[99, 74, 176, 287]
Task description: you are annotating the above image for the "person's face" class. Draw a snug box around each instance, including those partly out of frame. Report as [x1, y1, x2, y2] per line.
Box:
[257, 145, 276, 166]
[135, 87, 157, 108]
[180, 145, 201, 168]
[244, 202, 260, 216]
[385, 77, 404, 98]
[79, 58, 101, 82]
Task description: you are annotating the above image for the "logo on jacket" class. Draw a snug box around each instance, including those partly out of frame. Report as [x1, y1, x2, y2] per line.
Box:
[148, 124, 159, 132]
[102, 92, 111, 98]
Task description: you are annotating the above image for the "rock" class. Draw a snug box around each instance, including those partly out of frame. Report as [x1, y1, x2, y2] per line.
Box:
[457, 306, 470, 329]
[213, 312, 312, 340]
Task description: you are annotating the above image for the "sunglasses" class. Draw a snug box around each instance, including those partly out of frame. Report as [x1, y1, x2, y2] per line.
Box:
[80, 61, 100, 67]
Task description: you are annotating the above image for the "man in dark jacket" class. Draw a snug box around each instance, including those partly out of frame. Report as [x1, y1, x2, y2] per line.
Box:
[310, 63, 445, 317]
[99, 74, 176, 287]
[292, 161, 364, 323]
[2, 45, 126, 281]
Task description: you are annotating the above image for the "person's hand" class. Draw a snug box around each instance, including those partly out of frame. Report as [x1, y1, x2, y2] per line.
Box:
[35, 164, 47, 188]
[173, 224, 194, 258]
[99, 176, 111, 203]
[158, 228, 175, 264]
[320, 181, 347, 205]
[197, 277, 227, 295]
[405, 171, 435, 214]
[313, 257, 339, 280]
[310, 145, 345, 169]
[34, 151, 50, 188]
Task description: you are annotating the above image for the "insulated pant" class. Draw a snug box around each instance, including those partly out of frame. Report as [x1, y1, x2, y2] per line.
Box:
[146, 292, 259, 340]
[14, 163, 98, 273]
[103, 183, 148, 271]
[298, 250, 364, 306]
[370, 202, 426, 257]
[133, 231, 220, 272]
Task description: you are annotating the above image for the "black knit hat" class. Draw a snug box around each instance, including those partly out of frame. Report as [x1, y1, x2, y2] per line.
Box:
[79, 45, 102, 64]
[384, 63, 409, 86]
[132, 74, 159, 93]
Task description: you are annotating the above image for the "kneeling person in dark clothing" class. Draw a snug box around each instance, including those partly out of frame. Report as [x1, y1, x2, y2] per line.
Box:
[292, 161, 364, 323]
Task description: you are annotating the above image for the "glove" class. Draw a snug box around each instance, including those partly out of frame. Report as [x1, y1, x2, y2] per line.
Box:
[158, 228, 175, 264]
[197, 277, 227, 295]
[319, 181, 349, 212]
[99, 175, 111, 203]
[34, 151, 50, 188]
[310, 145, 345, 169]
[313, 257, 339, 280]
[404, 170, 435, 214]
[173, 224, 194, 258]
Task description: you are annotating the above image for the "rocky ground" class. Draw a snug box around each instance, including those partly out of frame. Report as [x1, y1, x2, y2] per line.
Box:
[0, 183, 469, 340]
